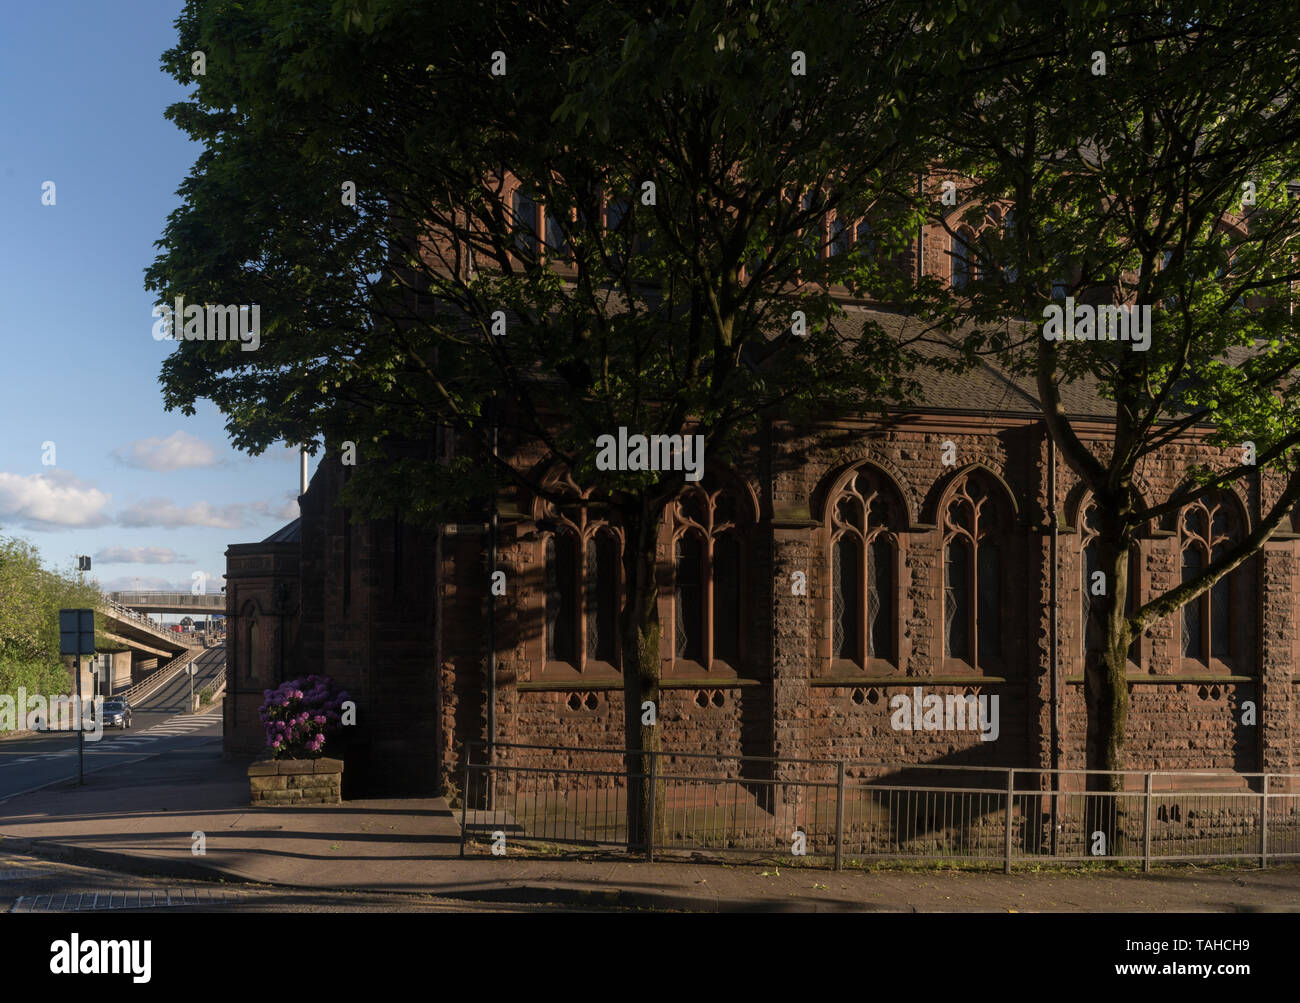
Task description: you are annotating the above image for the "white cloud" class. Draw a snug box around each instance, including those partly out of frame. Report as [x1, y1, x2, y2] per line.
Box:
[117, 498, 247, 529]
[100, 574, 178, 592]
[251, 494, 300, 521]
[113, 431, 218, 471]
[93, 546, 189, 565]
[0, 471, 111, 529]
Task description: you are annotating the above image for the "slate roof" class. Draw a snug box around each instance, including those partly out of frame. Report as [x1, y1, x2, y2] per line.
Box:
[262, 518, 302, 544]
[836, 303, 1116, 420]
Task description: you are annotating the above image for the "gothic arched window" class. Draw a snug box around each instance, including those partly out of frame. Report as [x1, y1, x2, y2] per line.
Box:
[943, 473, 1006, 668]
[671, 475, 753, 673]
[1080, 501, 1141, 665]
[512, 187, 539, 258]
[950, 227, 975, 290]
[537, 479, 622, 675]
[828, 467, 901, 668]
[545, 529, 580, 664]
[1179, 493, 1248, 668]
[585, 531, 619, 663]
[828, 216, 850, 258]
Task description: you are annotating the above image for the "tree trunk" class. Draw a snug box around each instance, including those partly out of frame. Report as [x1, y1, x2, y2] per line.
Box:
[620, 497, 663, 852]
[1084, 507, 1134, 854]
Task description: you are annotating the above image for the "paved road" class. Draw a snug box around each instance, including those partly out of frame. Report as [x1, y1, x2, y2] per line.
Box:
[129, 645, 226, 727]
[0, 648, 226, 803]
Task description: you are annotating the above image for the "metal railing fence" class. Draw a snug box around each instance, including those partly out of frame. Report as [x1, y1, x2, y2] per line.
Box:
[100, 597, 204, 648]
[195, 666, 226, 710]
[121, 649, 200, 705]
[458, 742, 1300, 872]
[106, 591, 225, 609]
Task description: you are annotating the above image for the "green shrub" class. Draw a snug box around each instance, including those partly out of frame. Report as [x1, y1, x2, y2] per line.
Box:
[0, 657, 71, 700]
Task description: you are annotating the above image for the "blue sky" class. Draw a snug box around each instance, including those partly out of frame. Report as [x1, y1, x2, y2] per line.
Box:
[0, 1, 315, 605]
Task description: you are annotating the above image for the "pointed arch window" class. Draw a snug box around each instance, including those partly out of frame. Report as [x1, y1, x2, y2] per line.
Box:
[585, 531, 619, 663]
[828, 466, 901, 669]
[943, 473, 1006, 668]
[951, 227, 975, 290]
[829, 216, 850, 258]
[671, 475, 754, 674]
[545, 529, 579, 664]
[538, 481, 622, 676]
[1179, 493, 1250, 669]
[512, 187, 539, 258]
[1080, 501, 1141, 665]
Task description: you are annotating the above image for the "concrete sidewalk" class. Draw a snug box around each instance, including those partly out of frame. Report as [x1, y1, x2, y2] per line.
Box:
[2, 741, 1300, 912]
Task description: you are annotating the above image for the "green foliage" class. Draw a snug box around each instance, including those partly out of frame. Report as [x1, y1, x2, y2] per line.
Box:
[925, 0, 1300, 774]
[0, 658, 72, 701]
[145, 0, 954, 526]
[0, 531, 103, 695]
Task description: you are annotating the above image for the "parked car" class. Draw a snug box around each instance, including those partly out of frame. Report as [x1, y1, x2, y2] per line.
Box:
[101, 698, 132, 730]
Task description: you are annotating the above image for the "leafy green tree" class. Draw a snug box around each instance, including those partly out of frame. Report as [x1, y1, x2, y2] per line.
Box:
[0, 532, 104, 699]
[147, 0, 959, 841]
[934, 1, 1300, 803]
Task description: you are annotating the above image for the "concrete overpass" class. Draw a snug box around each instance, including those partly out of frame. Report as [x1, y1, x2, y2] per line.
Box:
[105, 591, 226, 615]
[95, 596, 206, 693]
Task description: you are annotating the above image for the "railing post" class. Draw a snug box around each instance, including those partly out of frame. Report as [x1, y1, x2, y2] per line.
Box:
[1004, 768, 1015, 874]
[1260, 774, 1269, 869]
[1143, 772, 1153, 873]
[834, 760, 846, 872]
[646, 750, 657, 863]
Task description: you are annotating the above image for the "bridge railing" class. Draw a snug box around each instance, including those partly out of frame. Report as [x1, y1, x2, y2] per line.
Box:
[122, 648, 201, 705]
[100, 597, 203, 648]
[106, 591, 226, 609]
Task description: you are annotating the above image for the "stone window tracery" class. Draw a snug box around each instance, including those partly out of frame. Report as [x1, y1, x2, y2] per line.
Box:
[1079, 500, 1141, 666]
[670, 474, 752, 673]
[538, 476, 622, 675]
[1179, 492, 1248, 668]
[942, 472, 1006, 668]
[828, 466, 901, 668]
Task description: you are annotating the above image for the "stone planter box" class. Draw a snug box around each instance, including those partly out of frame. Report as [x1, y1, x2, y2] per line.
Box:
[248, 756, 343, 805]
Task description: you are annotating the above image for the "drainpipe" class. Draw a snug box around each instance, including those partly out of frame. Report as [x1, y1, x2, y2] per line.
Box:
[434, 426, 445, 796]
[1048, 431, 1060, 855]
[487, 405, 498, 807]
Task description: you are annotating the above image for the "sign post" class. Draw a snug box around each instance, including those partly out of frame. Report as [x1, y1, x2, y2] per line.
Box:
[59, 608, 95, 785]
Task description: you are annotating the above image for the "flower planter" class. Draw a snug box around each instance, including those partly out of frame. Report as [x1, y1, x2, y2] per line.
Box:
[248, 756, 343, 806]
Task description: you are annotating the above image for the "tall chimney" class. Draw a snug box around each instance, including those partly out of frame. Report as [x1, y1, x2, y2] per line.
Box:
[299, 449, 308, 497]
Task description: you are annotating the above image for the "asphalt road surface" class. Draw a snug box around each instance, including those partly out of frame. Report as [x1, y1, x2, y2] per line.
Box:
[0, 647, 226, 804]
